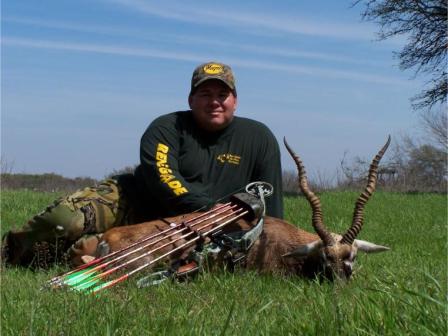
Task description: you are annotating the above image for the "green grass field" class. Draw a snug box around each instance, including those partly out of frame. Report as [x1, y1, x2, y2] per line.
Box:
[1, 190, 447, 335]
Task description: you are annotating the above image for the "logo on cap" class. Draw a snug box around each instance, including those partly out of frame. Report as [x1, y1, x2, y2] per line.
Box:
[203, 63, 224, 75]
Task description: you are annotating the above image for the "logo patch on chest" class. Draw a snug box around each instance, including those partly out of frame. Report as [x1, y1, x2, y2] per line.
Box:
[216, 153, 241, 165]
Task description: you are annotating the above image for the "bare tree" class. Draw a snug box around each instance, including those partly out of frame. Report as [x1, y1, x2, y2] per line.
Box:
[406, 143, 447, 189]
[355, 0, 447, 110]
[339, 132, 447, 192]
[420, 108, 448, 150]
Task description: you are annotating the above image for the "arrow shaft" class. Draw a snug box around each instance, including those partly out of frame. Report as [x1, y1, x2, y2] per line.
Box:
[47, 203, 234, 286]
[91, 209, 248, 293]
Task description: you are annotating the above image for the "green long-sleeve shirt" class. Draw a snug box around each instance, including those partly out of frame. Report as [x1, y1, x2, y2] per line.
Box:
[134, 111, 283, 218]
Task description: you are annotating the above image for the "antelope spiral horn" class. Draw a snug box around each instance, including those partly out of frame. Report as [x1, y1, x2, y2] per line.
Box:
[341, 135, 391, 245]
[283, 137, 335, 246]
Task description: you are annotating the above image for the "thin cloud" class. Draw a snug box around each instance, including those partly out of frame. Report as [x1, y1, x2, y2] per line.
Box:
[3, 37, 408, 86]
[4, 16, 382, 67]
[3, 16, 129, 36]
[2, 37, 204, 62]
[228, 58, 410, 86]
[107, 0, 376, 40]
[235, 44, 381, 67]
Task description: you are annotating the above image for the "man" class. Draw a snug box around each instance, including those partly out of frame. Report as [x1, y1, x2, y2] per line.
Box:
[2, 61, 283, 267]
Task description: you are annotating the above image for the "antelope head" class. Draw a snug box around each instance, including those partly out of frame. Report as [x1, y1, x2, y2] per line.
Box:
[282, 137, 391, 280]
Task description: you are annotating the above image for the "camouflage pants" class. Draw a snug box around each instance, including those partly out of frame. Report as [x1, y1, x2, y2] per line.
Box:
[2, 178, 142, 268]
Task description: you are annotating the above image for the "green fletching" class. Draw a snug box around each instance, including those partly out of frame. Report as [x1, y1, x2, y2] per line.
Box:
[63, 269, 97, 286]
[71, 277, 102, 291]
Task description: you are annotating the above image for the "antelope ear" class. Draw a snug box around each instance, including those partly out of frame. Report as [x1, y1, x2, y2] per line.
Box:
[282, 240, 322, 258]
[355, 239, 390, 253]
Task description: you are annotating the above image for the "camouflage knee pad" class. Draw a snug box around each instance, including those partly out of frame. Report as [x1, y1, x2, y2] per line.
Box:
[26, 179, 130, 241]
[2, 179, 133, 267]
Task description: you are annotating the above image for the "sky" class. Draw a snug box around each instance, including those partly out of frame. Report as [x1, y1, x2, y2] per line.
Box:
[1, 0, 425, 181]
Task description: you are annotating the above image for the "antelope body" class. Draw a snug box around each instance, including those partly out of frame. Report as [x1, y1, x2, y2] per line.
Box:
[75, 137, 391, 280]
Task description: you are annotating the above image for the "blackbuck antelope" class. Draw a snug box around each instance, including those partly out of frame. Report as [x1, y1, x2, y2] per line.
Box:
[75, 137, 391, 281]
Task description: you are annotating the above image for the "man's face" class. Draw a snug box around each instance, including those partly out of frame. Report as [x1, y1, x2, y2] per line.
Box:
[189, 80, 237, 132]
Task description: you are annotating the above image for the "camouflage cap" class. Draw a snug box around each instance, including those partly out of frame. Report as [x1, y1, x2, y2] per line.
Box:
[190, 61, 236, 96]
